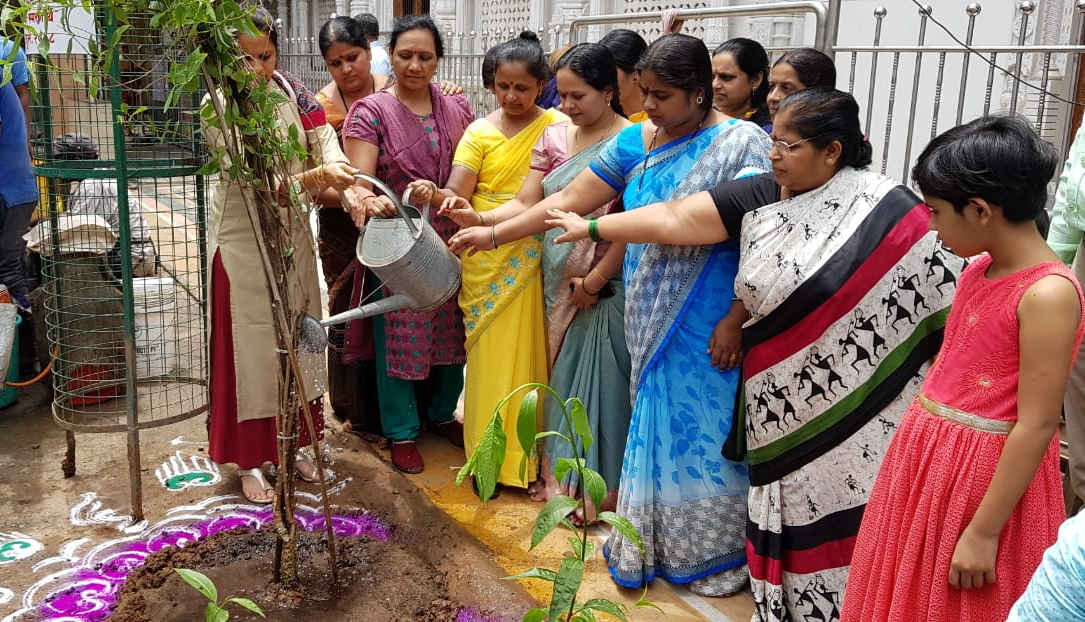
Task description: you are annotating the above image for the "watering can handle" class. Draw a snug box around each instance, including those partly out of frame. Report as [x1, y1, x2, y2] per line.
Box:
[352, 172, 424, 238]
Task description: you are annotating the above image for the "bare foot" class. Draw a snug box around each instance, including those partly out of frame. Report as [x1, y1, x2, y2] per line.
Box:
[570, 488, 618, 528]
[527, 459, 563, 502]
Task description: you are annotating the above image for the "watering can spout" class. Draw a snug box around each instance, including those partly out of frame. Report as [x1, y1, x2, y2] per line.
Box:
[319, 294, 412, 328]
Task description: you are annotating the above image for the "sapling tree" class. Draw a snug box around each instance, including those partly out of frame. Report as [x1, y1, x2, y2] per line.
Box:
[458, 383, 662, 622]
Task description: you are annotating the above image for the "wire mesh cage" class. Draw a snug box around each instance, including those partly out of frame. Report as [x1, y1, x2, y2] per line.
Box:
[24, 5, 207, 517]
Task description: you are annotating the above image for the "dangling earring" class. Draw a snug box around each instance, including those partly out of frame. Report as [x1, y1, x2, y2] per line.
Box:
[827, 158, 836, 165]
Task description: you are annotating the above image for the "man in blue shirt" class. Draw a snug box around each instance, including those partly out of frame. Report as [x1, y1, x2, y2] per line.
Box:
[354, 13, 390, 76]
[0, 37, 38, 312]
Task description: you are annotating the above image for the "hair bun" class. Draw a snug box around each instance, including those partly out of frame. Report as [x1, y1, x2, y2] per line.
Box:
[519, 30, 540, 43]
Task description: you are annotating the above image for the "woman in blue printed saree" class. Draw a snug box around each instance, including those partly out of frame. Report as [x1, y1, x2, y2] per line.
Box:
[449, 33, 772, 596]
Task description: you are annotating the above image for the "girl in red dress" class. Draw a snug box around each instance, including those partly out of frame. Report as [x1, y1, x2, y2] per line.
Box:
[842, 115, 1085, 621]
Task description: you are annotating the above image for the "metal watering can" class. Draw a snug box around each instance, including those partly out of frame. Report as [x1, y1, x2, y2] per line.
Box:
[300, 173, 461, 352]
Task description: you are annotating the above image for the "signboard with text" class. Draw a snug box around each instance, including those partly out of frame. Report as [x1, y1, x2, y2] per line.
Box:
[23, 4, 97, 56]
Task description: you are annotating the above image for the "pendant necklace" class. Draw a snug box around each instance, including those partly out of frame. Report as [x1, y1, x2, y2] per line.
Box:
[637, 110, 708, 192]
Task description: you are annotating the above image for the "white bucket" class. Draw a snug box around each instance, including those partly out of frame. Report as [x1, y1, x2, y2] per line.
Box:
[132, 277, 177, 378]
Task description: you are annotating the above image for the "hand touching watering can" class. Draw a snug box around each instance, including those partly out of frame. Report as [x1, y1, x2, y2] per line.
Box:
[349, 179, 441, 226]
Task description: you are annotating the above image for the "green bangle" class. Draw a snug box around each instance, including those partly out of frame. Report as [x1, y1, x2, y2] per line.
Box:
[588, 218, 603, 242]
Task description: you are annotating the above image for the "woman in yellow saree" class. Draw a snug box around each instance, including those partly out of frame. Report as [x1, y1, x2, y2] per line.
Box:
[414, 32, 565, 491]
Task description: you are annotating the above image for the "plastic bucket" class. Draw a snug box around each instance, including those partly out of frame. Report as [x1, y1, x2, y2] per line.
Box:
[132, 277, 177, 378]
[0, 314, 20, 409]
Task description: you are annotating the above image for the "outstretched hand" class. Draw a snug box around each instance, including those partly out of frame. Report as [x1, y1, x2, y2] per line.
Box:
[448, 226, 493, 256]
[438, 196, 484, 228]
[545, 208, 590, 243]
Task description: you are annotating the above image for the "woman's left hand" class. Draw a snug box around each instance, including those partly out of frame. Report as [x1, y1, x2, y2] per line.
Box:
[438, 80, 465, 95]
[545, 208, 590, 243]
[569, 277, 598, 310]
[708, 316, 743, 371]
[323, 161, 358, 191]
[949, 527, 999, 589]
[448, 226, 493, 256]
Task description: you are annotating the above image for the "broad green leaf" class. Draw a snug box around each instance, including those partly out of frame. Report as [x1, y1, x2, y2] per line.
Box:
[581, 468, 607, 515]
[523, 608, 549, 622]
[580, 599, 628, 621]
[454, 449, 477, 486]
[516, 389, 539, 456]
[225, 597, 265, 617]
[504, 567, 557, 582]
[571, 612, 595, 622]
[531, 495, 578, 549]
[568, 536, 584, 559]
[553, 458, 584, 485]
[549, 557, 584, 622]
[36, 38, 48, 57]
[472, 411, 507, 501]
[567, 398, 593, 452]
[597, 512, 646, 558]
[208, 603, 228, 622]
[175, 568, 217, 602]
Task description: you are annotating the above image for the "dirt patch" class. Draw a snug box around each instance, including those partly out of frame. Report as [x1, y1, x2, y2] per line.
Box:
[110, 525, 475, 621]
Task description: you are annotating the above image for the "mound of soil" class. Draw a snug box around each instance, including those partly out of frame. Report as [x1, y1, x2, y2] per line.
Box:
[110, 525, 472, 621]
[102, 434, 535, 621]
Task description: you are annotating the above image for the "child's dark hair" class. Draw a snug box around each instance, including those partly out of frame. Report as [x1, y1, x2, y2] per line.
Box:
[636, 33, 713, 111]
[319, 16, 368, 57]
[774, 47, 836, 89]
[714, 38, 770, 111]
[554, 43, 624, 117]
[389, 14, 444, 58]
[778, 87, 872, 169]
[912, 115, 1058, 222]
[599, 29, 647, 75]
[491, 31, 551, 83]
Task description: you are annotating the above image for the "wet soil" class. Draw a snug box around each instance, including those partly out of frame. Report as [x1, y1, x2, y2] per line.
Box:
[110, 525, 477, 621]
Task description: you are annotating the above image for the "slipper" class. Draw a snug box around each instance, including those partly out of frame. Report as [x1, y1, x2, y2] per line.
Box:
[239, 467, 274, 504]
[295, 455, 335, 484]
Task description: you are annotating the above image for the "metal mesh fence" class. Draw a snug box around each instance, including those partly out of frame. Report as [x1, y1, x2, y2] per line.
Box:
[28, 8, 208, 439]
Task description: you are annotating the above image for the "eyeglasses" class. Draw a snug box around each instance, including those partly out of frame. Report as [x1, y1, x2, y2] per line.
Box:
[770, 133, 827, 156]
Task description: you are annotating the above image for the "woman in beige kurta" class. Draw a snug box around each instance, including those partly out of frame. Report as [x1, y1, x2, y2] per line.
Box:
[203, 10, 358, 504]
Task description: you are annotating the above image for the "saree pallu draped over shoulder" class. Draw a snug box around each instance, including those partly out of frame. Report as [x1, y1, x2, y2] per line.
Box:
[593, 119, 772, 594]
[727, 166, 964, 622]
[457, 108, 564, 487]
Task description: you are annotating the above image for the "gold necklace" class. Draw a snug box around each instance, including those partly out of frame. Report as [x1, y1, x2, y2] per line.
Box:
[572, 112, 619, 154]
[637, 110, 708, 192]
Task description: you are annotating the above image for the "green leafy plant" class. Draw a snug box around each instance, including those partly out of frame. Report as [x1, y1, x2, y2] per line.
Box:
[457, 383, 661, 622]
[174, 568, 265, 622]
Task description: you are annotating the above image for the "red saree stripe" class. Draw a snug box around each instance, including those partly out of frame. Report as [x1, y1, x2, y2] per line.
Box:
[300, 109, 327, 130]
[747, 536, 858, 582]
[744, 205, 929, 378]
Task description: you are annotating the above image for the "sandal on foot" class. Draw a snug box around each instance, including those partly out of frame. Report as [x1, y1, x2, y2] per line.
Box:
[239, 468, 274, 504]
[390, 441, 424, 474]
[295, 455, 335, 484]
